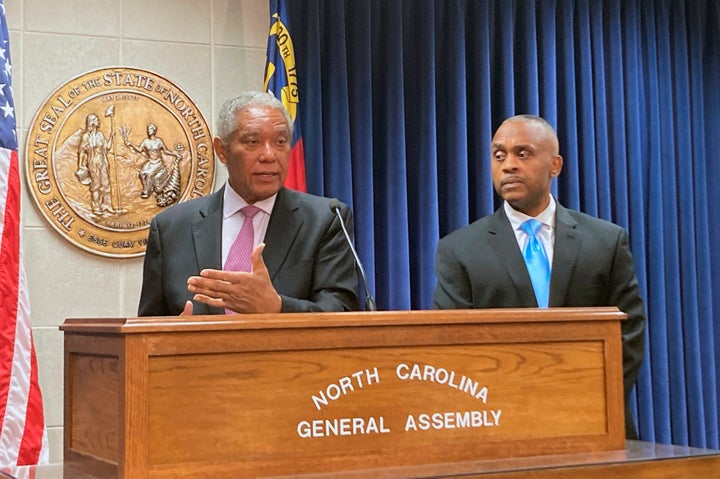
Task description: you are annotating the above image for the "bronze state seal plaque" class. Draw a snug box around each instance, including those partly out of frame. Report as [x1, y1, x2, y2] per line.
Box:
[25, 67, 214, 257]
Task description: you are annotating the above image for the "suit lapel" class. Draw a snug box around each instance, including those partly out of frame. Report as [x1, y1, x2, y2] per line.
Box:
[488, 208, 538, 307]
[263, 188, 302, 280]
[192, 187, 224, 271]
[549, 203, 580, 307]
[191, 188, 225, 315]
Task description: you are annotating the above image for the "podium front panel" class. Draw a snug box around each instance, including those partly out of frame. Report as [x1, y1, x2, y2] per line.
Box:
[62, 308, 625, 478]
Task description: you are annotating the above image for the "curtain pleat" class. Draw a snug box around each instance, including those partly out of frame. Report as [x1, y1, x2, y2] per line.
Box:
[555, 0, 581, 208]
[436, 1, 471, 235]
[702, 1, 720, 448]
[402, 1, 439, 308]
[345, 1, 377, 296]
[282, 0, 720, 448]
[620, 0, 647, 437]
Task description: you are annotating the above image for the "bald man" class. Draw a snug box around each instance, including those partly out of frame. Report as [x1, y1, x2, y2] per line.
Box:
[432, 115, 646, 438]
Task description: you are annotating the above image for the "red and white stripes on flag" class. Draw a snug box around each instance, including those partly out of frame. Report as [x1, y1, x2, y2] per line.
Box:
[0, 1, 49, 466]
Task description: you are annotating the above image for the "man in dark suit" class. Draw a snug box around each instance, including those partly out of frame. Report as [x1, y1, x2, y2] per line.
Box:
[433, 114, 646, 438]
[138, 92, 358, 316]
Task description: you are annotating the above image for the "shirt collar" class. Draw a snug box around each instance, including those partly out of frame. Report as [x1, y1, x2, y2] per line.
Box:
[504, 195, 556, 231]
[222, 182, 277, 218]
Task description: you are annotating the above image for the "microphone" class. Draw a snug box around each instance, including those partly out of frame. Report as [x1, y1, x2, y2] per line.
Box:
[329, 200, 377, 311]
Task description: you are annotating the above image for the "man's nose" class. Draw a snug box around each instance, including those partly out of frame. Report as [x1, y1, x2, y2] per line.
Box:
[502, 154, 519, 171]
[259, 142, 276, 161]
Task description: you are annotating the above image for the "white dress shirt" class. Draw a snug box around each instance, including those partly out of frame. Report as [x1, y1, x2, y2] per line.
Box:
[503, 195, 556, 267]
[221, 183, 277, 266]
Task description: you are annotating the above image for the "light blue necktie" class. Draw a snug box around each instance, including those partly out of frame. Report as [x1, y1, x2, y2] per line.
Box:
[520, 219, 550, 308]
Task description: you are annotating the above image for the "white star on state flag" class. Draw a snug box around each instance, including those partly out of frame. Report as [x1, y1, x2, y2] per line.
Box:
[0, 100, 13, 118]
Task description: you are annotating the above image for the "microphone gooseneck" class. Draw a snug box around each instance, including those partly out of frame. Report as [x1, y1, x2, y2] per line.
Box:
[329, 200, 377, 311]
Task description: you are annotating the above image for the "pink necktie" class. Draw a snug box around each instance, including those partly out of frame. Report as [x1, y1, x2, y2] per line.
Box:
[223, 205, 261, 313]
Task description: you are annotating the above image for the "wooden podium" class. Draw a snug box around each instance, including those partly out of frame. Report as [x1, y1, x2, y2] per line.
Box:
[61, 308, 627, 478]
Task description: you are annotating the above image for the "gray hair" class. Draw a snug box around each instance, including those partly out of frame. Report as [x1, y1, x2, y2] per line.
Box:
[215, 91, 293, 146]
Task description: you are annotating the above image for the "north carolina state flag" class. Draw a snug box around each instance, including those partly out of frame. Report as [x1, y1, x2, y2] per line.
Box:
[264, 0, 306, 192]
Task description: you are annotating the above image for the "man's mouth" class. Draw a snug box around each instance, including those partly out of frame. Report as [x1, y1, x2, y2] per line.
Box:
[254, 171, 279, 178]
[501, 176, 523, 187]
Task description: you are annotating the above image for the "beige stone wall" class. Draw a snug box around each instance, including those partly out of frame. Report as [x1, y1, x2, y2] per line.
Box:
[6, 0, 268, 463]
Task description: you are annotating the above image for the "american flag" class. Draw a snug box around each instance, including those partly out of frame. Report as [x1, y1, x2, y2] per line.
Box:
[0, 1, 49, 466]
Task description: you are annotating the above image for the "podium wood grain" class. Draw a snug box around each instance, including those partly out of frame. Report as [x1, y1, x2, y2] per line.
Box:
[6, 441, 720, 478]
[62, 308, 626, 478]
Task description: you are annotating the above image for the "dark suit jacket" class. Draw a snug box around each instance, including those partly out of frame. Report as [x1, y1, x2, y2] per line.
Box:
[138, 186, 359, 316]
[433, 202, 646, 438]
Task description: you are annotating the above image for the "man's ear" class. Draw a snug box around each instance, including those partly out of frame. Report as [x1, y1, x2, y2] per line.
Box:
[213, 137, 228, 166]
[551, 154, 563, 178]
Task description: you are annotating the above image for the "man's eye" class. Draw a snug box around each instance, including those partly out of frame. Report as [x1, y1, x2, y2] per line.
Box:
[493, 152, 505, 161]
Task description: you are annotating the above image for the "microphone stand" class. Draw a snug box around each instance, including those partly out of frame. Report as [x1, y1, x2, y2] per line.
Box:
[331, 205, 377, 311]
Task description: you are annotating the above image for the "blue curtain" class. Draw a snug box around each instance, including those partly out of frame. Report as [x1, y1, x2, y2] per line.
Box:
[278, 0, 720, 448]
